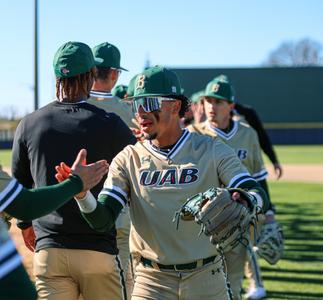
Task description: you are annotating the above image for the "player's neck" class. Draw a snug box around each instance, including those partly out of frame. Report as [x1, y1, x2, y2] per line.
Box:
[210, 116, 231, 130]
[151, 123, 183, 148]
[92, 80, 113, 93]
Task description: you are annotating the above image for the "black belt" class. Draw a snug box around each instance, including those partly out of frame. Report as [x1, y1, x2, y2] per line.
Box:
[140, 255, 217, 271]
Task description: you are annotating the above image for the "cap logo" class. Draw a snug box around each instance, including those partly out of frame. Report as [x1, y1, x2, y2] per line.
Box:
[171, 86, 177, 93]
[136, 75, 145, 90]
[211, 83, 220, 93]
[61, 68, 70, 75]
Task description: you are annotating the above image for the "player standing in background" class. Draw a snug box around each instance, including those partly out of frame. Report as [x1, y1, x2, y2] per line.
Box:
[88, 42, 137, 128]
[57, 66, 269, 300]
[112, 84, 128, 99]
[88, 42, 138, 293]
[0, 151, 108, 300]
[12, 41, 135, 300]
[188, 75, 275, 300]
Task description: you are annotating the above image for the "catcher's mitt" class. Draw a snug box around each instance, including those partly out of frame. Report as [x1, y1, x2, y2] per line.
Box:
[253, 221, 284, 265]
[174, 187, 257, 251]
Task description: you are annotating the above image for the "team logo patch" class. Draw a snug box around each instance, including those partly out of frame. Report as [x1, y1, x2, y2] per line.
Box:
[171, 86, 177, 93]
[237, 149, 248, 160]
[140, 168, 199, 187]
[211, 83, 220, 93]
[136, 75, 146, 90]
[61, 68, 70, 75]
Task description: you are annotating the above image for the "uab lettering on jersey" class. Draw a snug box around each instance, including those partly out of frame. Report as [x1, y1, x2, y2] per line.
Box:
[140, 168, 199, 187]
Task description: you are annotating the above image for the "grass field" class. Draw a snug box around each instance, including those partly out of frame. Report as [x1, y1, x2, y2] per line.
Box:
[2, 145, 323, 168]
[262, 145, 323, 165]
[256, 181, 323, 300]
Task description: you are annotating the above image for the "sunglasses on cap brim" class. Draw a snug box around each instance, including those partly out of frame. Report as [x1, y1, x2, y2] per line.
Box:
[132, 97, 176, 113]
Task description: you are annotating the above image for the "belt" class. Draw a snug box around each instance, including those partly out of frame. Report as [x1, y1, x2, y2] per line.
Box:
[140, 255, 217, 271]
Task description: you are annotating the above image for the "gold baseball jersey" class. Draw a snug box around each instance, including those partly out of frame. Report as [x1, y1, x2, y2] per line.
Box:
[0, 169, 23, 212]
[100, 129, 256, 264]
[0, 170, 23, 279]
[88, 91, 138, 128]
[187, 121, 268, 181]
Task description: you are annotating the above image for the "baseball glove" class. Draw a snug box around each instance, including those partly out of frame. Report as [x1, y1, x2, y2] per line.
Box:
[253, 221, 284, 265]
[174, 187, 257, 251]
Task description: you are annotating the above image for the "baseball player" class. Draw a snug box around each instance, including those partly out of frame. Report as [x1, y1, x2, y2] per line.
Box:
[88, 42, 137, 128]
[87, 42, 138, 294]
[187, 75, 273, 299]
[57, 66, 269, 300]
[112, 84, 128, 99]
[12, 41, 135, 300]
[0, 150, 108, 300]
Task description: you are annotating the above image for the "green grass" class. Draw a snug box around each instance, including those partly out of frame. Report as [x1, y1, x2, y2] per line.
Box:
[263, 145, 323, 165]
[245, 181, 323, 300]
[0, 149, 11, 167]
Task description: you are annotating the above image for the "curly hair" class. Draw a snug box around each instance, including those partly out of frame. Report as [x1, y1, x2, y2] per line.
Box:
[55, 67, 96, 101]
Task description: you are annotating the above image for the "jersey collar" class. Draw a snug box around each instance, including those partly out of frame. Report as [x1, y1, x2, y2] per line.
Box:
[90, 90, 113, 98]
[145, 129, 191, 160]
[207, 120, 239, 140]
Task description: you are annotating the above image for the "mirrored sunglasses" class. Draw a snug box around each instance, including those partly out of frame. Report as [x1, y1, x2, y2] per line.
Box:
[132, 97, 175, 114]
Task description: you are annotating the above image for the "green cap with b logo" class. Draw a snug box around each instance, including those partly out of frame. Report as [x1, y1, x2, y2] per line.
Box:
[203, 74, 235, 102]
[53, 41, 102, 78]
[133, 66, 184, 98]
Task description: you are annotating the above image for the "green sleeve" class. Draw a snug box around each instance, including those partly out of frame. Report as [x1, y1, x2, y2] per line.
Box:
[238, 180, 269, 212]
[0, 264, 37, 300]
[5, 175, 83, 220]
[81, 194, 123, 232]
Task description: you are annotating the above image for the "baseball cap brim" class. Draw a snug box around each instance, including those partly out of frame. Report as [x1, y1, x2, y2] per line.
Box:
[119, 66, 129, 72]
[202, 92, 232, 102]
[94, 57, 104, 65]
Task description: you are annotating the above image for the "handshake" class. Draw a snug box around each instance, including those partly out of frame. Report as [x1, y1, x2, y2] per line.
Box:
[55, 149, 109, 198]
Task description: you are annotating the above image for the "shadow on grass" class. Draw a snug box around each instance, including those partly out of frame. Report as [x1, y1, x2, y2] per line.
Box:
[259, 200, 323, 299]
[262, 267, 323, 276]
[267, 290, 323, 300]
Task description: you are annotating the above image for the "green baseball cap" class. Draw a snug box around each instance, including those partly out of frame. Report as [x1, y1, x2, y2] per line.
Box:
[203, 75, 235, 102]
[112, 84, 128, 99]
[92, 42, 128, 71]
[133, 66, 185, 99]
[190, 90, 204, 104]
[125, 75, 138, 98]
[53, 41, 102, 78]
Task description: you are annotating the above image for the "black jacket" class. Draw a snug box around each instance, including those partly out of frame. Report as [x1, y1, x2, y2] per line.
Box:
[12, 100, 136, 254]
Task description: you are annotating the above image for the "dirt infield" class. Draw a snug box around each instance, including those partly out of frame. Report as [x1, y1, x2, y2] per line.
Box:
[6, 163, 323, 279]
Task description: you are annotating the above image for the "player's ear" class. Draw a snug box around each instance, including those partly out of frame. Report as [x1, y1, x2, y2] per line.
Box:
[172, 100, 181, 114]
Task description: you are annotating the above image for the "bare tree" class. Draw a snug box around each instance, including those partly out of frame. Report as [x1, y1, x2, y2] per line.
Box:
[264, 38, 323, 66]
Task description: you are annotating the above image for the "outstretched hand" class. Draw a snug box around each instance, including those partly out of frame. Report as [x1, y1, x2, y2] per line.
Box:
[55, 149, 108, 198]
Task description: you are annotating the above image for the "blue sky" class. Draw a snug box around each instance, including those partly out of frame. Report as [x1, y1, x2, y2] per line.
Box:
[0, 0, 322, 116]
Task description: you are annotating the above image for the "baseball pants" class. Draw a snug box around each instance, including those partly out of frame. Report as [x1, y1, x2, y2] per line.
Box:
[34, 248, 127, 300]
[225, 243, 248, 300]
[131, 258, 231, 300]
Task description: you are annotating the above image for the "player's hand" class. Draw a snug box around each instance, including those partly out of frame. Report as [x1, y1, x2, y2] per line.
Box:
[231, 191, 249, 207]
[130, 127, 144, 141]
[21, 226, 36, 252]
[55, 149, 109, 198]
[273, 163, 283, 180]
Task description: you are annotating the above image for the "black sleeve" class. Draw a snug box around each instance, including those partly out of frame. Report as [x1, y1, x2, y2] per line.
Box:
[235, 103, 279, 165]
[11, 120, 34, 188]
[11, 119, 33, 229]
[111, 116, 137, 156]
